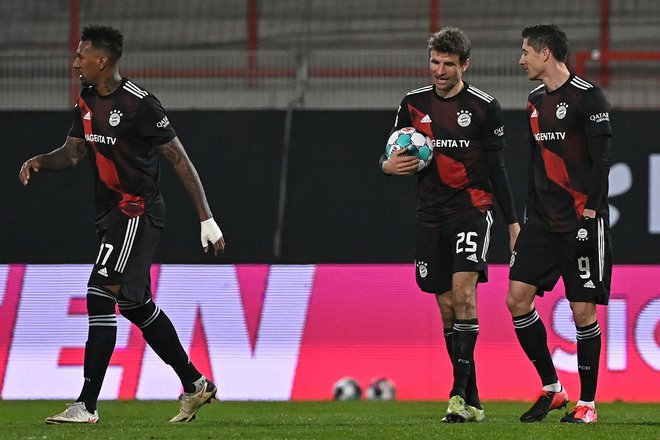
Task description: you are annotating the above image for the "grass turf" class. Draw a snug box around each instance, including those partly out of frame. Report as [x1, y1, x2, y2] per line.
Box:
[0, 400, 658, 439]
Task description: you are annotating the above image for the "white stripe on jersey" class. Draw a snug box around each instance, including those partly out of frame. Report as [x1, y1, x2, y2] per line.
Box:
[115, 216, 140, 273]
[571, 76, 593, 89]
[467, 85, 494, 103]
[407, 85, 433, 96]
[528, 84, 545, 96]
[570, 77, 593, 91]
[123, 81, 148, 99]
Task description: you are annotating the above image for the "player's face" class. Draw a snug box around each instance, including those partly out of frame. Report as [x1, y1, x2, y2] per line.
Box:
[72, 40, 104, 87]
[519, 39, 545, 80]
[429, 50, 468, 97]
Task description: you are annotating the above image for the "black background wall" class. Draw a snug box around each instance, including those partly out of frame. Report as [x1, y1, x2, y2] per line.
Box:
[2, 110, 658, 264]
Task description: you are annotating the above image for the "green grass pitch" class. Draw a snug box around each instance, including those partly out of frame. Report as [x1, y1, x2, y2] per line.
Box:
[0, 400, 658, 439]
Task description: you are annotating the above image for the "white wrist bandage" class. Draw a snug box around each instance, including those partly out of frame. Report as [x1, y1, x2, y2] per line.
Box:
[200, 218, 223, 247]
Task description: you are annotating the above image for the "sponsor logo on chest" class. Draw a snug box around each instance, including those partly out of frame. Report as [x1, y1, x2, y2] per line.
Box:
[534, 131, 566, 141]
[432, 139, 471, 148]
[85, 133, 117, 145]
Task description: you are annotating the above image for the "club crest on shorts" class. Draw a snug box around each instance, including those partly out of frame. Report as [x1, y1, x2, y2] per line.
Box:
[577, 228, 588, 241]
[416, 260, 428, 278]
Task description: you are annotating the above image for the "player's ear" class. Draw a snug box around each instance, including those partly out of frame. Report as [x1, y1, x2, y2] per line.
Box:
[541, 47, 551, 62]
[97, 54, 111, 71]
[461, 58, 470, 72]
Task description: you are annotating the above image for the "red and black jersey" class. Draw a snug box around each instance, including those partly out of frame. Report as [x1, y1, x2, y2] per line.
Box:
[394, 82, 507, 225]
[68, 78, 177, 226]
[525, 74, 612, 232]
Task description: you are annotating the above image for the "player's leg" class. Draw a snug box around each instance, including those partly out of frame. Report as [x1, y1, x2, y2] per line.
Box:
[559, 222, 611, 424]
[107, 214, 215, 422]
[46, 214, 141, 424]
[558, 301, 600, 423]
[436, 290, 483, 423]
[118, 296, 216, 422]
[45, 284, 116, 424]
[508, 225, 568, 422]
[442, 212, 492, 423]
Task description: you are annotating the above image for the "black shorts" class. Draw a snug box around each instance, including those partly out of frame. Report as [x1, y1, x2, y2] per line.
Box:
[88, 209, 162, 303]
[509, 222, 612, 305]
[415, 211, 493, 294]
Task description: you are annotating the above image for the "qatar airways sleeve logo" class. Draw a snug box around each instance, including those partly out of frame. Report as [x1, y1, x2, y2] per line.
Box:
[156, 116, 170, 128]
[589, 112, 610, 123]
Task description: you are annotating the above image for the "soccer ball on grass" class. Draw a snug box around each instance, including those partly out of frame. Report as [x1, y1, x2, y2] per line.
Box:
[332, 377, 362, 400]
[366, 377, 396, 400]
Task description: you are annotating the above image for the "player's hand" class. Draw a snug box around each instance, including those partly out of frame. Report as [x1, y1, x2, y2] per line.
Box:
[200, 217, 225, 256]
[18, 156, 42, 186]
[508, 222, 521, 253]
[382, 149, 420, 175]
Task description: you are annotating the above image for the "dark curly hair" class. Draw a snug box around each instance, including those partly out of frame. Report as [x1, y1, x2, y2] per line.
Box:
[81, 25, 123, 62]
[428, 27, 471, 64]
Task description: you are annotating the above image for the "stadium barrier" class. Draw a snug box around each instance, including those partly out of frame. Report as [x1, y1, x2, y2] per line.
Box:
[1, 264, 658, 401]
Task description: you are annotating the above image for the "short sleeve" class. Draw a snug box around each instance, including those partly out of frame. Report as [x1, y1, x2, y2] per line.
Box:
[68, 102, 84, 139]
[394, 96, 412, 130]
[481, 99, 506, 151]
[136, 94, 177, 146]
[582, 87, 612, 138]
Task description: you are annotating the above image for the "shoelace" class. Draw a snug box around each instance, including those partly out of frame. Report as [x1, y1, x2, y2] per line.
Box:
[534, 390, 551, 400]
[572, 405, 594, 418]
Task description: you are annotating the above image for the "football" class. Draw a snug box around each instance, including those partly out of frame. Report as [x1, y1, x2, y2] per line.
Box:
[332, 377, 362, 400]
[385, 127, 433, 172]
[366, 377, 396, 401]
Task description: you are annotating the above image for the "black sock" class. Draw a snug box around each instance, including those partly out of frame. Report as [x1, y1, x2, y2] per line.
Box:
[444, 328, 481, 408]
[513, 308, 558, 386]
[77, 287, 118, 413]
[450, 319, 479, 400]
[140, 308, 202, 393]
[576, 321, 601, 402]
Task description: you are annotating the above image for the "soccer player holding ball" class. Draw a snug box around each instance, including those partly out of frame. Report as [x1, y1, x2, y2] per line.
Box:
[508, 24, 612, 424]
[380, 27, 520, 423]
[19, 26, 224, 424]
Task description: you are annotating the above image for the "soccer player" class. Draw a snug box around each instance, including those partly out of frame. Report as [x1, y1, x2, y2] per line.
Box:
[508, 24, 612, 424]
[18, 25, 225, 424]
[380, 27, 520, 423]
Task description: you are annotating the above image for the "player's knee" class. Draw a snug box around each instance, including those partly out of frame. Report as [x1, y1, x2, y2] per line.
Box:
[570, 301, 596, 326]
[506, 282, 535, 315]
[86, 285, 118, 318]
[118, 299, 160, 329]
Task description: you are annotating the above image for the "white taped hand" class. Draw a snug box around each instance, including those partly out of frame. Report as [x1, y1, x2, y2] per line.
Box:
[200, 217, 223, 249]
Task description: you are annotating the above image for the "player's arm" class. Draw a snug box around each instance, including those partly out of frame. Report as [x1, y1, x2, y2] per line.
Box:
[19, 136, 86, 186]
[157, 137, 225, 256]
[583, 135, 611, 218]
[582, 88, 612, 219]
[485, 148, 520, 251]
[380, 98, 420, 175]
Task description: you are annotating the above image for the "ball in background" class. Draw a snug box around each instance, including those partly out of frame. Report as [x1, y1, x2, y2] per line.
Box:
[366, 377, 396, 401]
[332, 377, 362, 400]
